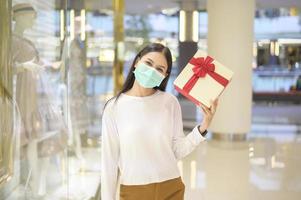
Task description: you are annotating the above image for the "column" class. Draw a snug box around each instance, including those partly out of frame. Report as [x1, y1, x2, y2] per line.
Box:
[113, 0, 125, 95]
[207, 0, 255, 140]
[177, 1, 199, 120]
[178, 1, 198, 73]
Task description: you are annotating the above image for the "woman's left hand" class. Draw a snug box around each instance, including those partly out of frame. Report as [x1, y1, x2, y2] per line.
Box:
[198, 98, 219, 131]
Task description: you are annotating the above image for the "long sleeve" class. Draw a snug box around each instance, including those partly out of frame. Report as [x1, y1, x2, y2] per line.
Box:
[172, 97, 206, 160]
[101, 105, 120, 200]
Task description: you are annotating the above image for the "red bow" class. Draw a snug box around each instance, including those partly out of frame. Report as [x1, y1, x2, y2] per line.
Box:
[183, 56, 229, 93]
[191, 56, 216, 78]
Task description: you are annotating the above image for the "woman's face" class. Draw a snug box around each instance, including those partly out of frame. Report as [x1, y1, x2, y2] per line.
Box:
[135, 52, 169, 76]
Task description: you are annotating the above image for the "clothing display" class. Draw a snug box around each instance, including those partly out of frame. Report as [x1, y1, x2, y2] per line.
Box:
[120, 176, 185, 200]
[101, 89, 206, 199]
[12, 34, 42, 146]
[68, 36, 90, 132]
[12, 34, 67, 157]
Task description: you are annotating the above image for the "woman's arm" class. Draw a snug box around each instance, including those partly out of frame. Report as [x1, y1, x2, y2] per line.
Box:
[101, 105, 120, 200]
[172, 98, 206, 160]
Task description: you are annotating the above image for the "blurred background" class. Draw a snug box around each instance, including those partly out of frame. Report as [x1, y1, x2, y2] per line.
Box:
[0, 0, 300, 199]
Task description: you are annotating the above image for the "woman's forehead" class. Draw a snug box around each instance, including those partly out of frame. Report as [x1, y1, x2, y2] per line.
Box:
[142, 52, 168, 67]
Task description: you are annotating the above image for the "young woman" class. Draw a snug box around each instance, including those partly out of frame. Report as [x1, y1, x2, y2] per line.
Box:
[101, 43, 218, 200]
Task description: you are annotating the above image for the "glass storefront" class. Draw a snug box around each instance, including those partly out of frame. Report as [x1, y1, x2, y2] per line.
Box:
[0, 1, 103, 199]
[0, 1, 180, 199]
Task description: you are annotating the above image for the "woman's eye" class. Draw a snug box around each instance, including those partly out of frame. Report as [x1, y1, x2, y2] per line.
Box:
[145, 61, 152, 66]
[157, 68, 163, 72]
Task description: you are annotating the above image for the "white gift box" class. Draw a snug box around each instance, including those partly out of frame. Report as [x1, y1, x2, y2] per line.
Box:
[173, 50, 234, 107]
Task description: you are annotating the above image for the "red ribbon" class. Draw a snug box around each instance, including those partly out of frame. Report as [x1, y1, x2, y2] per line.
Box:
[182, 56, 229, 93]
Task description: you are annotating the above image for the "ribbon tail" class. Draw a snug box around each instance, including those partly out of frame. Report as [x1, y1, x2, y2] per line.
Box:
[208, 71, 229, 86]
[183, 75, 199, 92]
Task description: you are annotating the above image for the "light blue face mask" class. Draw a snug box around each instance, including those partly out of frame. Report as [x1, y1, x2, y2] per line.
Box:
[133, 62, 166, 88]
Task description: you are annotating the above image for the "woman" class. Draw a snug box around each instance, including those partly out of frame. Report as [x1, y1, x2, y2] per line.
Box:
[101, 43, 218, 200]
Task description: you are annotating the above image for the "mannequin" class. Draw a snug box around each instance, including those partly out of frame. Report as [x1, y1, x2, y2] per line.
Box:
[12, 3, 67, 197]
[68, 16, 89, 159]
[12, 4, 43, 197]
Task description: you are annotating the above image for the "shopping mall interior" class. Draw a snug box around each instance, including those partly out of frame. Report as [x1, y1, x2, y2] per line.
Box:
[0, 0, 301, 199]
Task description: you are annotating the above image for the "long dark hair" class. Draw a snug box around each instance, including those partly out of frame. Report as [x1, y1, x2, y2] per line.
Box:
[102, 43, 173, 112]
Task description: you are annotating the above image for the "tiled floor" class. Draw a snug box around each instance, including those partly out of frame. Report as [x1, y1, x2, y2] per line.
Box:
[6, 132, 301, 200]
[181, 132, 301, 200]
[5, 148, 101, 200]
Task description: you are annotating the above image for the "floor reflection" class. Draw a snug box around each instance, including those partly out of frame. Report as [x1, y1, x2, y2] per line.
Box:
[181, 131, 301, 200]
[6, 147, 101, 200]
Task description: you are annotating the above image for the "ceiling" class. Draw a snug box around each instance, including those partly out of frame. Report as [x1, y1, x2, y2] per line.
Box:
[83, 0, 301, 14]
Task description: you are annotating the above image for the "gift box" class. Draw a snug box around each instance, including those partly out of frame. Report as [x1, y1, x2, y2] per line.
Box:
[173, 50, 234, 108]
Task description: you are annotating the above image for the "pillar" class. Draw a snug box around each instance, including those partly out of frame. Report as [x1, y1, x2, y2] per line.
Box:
[177, 1, 199, 120]
[113, 0, 125, 95]
[207, 0, 255, 140]
[178, 1, 198, 74]
[0, 0, 18, 197]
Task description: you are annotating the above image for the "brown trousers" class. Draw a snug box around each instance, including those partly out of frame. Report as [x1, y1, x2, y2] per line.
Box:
[120, 176, 185, 200]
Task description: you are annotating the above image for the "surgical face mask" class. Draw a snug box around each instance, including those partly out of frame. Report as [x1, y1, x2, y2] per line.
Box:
[133, 62, 166, 88]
